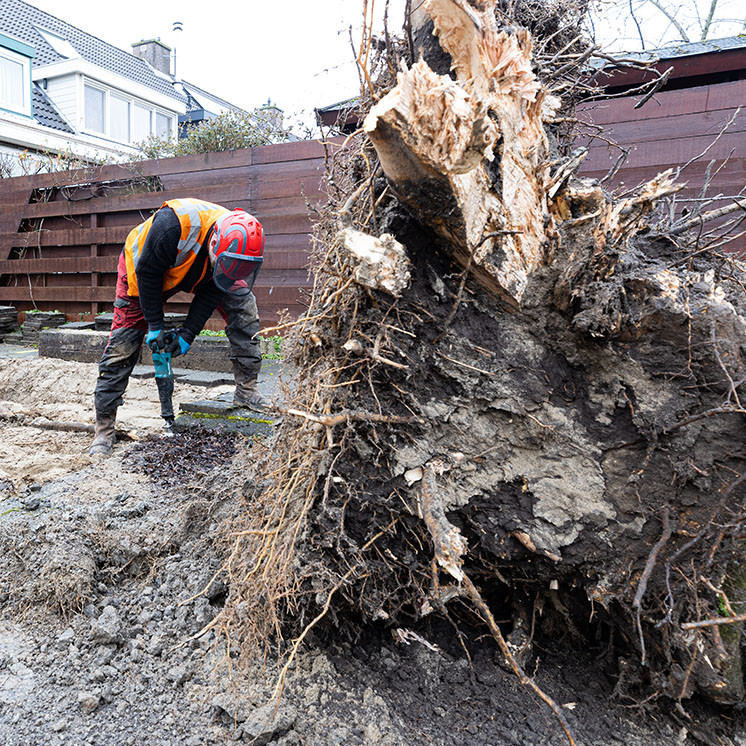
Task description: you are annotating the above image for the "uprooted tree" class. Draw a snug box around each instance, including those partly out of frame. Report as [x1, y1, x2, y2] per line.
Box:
[217, 0, 746, 735]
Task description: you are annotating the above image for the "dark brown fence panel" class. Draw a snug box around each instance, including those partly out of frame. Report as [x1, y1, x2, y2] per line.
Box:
[577, 79, 746, 255]
[0, 139, 333, 328]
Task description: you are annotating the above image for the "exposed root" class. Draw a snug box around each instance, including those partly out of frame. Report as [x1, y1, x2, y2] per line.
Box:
[212, 0, 746, 731]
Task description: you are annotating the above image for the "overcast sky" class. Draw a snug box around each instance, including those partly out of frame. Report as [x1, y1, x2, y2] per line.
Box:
[589, 0, 745, 52]
[25, 0, 408, 130]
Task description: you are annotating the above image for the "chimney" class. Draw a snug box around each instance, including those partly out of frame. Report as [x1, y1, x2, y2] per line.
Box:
[131, 38, 172, 76]
[257, 100, 283, 131]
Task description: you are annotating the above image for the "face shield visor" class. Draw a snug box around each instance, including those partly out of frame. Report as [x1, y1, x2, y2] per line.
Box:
[213, 252, 263, 295]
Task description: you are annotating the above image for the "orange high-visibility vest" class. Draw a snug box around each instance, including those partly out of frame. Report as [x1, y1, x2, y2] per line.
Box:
[123, 198, 230, 296]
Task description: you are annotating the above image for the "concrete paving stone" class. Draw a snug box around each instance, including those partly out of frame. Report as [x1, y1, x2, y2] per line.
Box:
[174, 409, 278, 437]
[130, 366, 155, 380]
[0, 343, 39, 359]
[163, 313, 188, 329]
[62, 321, 96, 330]
[39, 330, 109, 363]
[175, 371, 234, 387]
[94, 313, 115, 331]
[180, 399, 243, 416]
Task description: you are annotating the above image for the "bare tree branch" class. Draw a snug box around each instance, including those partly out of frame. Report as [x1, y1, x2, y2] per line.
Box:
[701, 0, 720, 39]
[646, 0, 691, 41]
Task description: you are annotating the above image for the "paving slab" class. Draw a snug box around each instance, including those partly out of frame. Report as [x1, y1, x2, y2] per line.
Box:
[130, 365, 156, 380]
[0, 344, 39, 359]
[174, 370, 234, 387]
[94, 313, 114, 331]
[176, 400, 279, 437]
[38, 329, 109, 363]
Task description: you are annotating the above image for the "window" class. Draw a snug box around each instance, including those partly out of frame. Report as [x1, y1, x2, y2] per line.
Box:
[35, 28, 78, 59]
[155, 112, 172, 138]
[82, 79, 177, 146]
[0, 34, 32, 116]
[110, 95, 130, 142]
[134, 104, 151, 141]
[0, 53, 24, 110]
[84, 84, 104, 133]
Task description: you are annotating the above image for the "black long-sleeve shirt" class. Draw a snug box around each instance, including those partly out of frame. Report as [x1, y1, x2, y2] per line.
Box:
[134, 207, 223, 342]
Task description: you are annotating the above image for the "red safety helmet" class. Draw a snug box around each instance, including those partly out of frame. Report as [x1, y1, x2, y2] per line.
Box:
[209, 209, 265, 294]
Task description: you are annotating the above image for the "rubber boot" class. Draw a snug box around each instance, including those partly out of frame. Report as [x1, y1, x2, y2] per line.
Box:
[88, 411, 117, 456]
[233, 380, 270, 412]
[232, 364, 269, 412]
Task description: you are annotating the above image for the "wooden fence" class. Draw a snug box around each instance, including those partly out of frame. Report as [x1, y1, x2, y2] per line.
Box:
[577, 78, 746, 254]
[0, 139, 336, 328]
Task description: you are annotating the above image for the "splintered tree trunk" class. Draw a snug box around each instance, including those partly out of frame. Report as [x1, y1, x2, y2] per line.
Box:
[365, 2, 555, 306]
[232, 0, 746, 715]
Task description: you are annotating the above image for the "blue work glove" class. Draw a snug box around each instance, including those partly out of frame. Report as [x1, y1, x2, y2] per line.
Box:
[146, 329, 167, 352]
[164, 327, 192, 358]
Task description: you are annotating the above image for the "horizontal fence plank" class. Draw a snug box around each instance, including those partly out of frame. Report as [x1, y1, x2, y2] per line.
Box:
[705, 80, 746, 113]
[0, 256, 119, 274]
[17, 186, 239, 220]
[578, 108, 745, 150]
[251, 137, 343, 164]
[581, 130, 742, 172]
[577, 85, 711, 126]
[0, 236, 313, 273]
[0, 286, 112, 302]
[1, 212, 315, 249]
[6, 166, 325, 222]
[0, 254, 311, 278]
[0, 282, 310, 304]
[0, 226, 132, 248]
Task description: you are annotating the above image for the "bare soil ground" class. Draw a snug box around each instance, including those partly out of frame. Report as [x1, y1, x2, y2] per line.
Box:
[0, 357, 742, 745]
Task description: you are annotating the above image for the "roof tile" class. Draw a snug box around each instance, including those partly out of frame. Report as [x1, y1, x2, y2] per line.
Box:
[0, 0, 184, 102]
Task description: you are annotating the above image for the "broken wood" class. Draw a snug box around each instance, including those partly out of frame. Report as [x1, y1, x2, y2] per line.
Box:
[364, 0, 559, 307]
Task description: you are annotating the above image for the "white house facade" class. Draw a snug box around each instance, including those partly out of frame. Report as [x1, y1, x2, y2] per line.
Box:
[0, 0, 250, 175]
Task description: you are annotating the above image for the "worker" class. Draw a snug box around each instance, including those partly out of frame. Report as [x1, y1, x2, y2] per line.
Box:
[89, 198, 268, 456]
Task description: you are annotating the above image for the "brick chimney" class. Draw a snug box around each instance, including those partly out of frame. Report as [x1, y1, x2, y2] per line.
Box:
[257, 100, 283, 131]
[131, 39, 172, 76]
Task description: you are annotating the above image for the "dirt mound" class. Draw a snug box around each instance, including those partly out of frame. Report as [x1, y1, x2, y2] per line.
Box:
[0, 358, 740, 745]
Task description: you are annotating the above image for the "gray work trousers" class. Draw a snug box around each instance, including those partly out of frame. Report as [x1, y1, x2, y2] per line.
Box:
[93, 291, 261, 416]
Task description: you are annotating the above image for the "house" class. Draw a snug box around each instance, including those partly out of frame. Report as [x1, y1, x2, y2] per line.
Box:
[177, 82, 289, 142]
[0, 0, 254, 174]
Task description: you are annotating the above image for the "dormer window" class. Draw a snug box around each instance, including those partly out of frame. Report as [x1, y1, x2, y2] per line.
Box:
[0, 32, 33, 117]
[0, 53, 25, 108]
